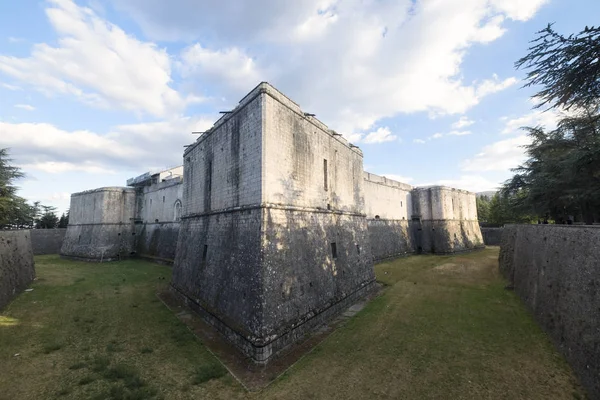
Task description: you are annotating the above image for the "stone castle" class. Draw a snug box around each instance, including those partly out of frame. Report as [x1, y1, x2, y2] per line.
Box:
[61, 82, 483, 362]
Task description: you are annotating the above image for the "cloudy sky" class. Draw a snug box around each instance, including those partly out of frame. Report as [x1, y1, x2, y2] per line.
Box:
[0, 0, 597, 213]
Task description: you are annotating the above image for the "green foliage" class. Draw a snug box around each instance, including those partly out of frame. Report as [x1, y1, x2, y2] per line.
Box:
[506, 24, 600, 223]
[516, 24, 600, 111]
[487, 193, 536, 225]
[502, 110, 600, 223]
[0, 148, 29, 229]
[58, 212, 69, 228]
[476, 196, 491, 223]
[36, 206, 59, 229]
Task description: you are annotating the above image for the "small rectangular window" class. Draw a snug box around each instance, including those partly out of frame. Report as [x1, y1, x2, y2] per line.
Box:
[323, 159, 328, 191]
[163, 196, 165, 203]
[356, 244, 361, 255]
[202, 245, 208, 262]
[401, 201, 403, 207]
[207, 161, 213, 192]
[331, 242, 337, 259]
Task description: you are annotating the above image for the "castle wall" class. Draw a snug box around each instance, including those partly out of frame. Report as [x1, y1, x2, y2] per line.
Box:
[61, 187, 136, 261]
[133, 179, 183, 263]
[411, 187, 483, 253]
[363, 173, 414, 260]
[138, 178, 183, 223]
[0, 230, 35, 311]
[173, 83, 376, 363]
[173, 84, 264, 346]
[262, 90, 363, 213]
[257, 85, 375, 361]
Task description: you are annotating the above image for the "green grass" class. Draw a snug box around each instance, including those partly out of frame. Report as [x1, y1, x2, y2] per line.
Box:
[0, 255, 238, 400]
[0, 251, 585, 399]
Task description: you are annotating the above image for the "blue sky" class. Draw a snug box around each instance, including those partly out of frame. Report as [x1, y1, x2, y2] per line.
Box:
[0, 0, 598, 214]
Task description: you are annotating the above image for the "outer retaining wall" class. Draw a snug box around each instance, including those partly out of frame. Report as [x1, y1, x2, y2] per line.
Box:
[30, 229, 66, 255]
[481, 227, 503, 246]
[0, 230, 35, 310]
[499, 225, 600, 400]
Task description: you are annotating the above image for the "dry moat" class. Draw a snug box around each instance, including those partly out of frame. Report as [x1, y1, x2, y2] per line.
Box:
[0, 247, 584, 400]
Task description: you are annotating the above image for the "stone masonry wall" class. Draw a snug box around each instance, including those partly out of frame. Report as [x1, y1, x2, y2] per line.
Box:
[30, 228, 66, 255]
[499, 225, 600, 400]
[137, 179, 183, 223]
[363, 173, 414, 260]
[133, 179, 183, 263]
[61, 187, 136, 261]
[260, 209, 375, 355]
[481, 227, 503, 246]
[411, 187, 483, 253]
[135, 222, 180, 263]
[173, 85, 264, 345]
[262, 87, 364, 213]
[0, 230, 35, 310]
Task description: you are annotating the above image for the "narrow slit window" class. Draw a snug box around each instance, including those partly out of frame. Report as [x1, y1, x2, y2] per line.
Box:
[323, 159, 328, 191]
[202, 245, 208, 262]
[356, 244, 361, 255]
[331, 242, 337, 259]
[207, 161, 213, 192]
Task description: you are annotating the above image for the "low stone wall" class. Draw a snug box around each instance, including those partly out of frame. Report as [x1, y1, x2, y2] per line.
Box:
[61, 223, 135, 262]
[481, 227, 503, 246]
[367, 219, 414, 261]
[0, 230, 35, 310]
[419, 220, 484, 254]
[135, 222, 180, 263]
[30, 228, 66, 255]
[499, 225, 600, 400]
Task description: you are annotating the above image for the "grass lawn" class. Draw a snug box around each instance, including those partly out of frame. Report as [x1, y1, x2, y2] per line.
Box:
[0, 249, 584, 399]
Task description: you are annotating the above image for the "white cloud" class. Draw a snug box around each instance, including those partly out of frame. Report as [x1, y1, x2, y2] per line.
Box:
[413, 139, 426, 144]
[475, 75, 518, 97]
[1, 82, 21, 91]
[501, 110, 558, 134]
[112, 0, 543, 133]
[452, 116, 474, 129]
[362, 127, 398, 144]
[0, 0, 199, 117]
[178, 44, 262, 93]
[0, 116, 212, 174]
[462, 134, 531, 172]
[490, 0, 550, 21]
[431, 133, 444, 139]
[8, 37, 24, 43]
[14, 104, 35, 111]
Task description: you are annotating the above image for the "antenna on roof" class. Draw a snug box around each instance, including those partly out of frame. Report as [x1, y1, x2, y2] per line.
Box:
[304, 113, 316, 117]
[191, 131, 206, 134]
[219, 111, 233, 114]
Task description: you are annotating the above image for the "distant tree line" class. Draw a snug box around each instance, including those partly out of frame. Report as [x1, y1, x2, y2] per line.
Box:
[0, 148, 69, 230]
[496, 24, 600, 225]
